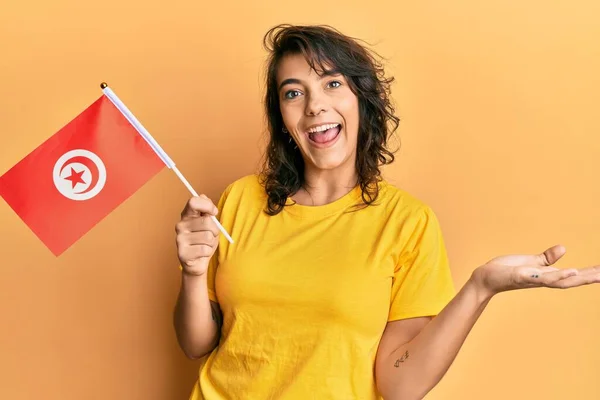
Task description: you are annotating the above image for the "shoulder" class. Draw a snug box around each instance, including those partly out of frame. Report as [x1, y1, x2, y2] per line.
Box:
[218, 174, 266, 204]
[376, 180, 433, 216]
[377, 182, 448, 257]
[373, 180, 445, 238]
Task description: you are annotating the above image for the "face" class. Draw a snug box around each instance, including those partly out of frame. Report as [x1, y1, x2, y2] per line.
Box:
[276, 53, 360, 173]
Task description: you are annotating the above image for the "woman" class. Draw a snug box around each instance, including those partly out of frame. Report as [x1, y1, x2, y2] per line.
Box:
[173, 24, 599, 400]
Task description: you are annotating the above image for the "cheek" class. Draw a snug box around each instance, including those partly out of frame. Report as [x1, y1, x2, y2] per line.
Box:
[339, 97, 360, 135]
[280, 104, 303, 128]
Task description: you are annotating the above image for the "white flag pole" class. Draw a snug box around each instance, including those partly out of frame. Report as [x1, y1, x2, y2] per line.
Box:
[100, 82, 234, 244]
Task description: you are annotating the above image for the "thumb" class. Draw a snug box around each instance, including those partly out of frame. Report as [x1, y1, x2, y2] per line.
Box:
[537, 244, 567, 266]
[486, 244, 567, 267]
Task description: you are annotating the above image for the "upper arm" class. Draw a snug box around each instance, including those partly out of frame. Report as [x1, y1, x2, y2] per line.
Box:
[376, 317, 431, 363]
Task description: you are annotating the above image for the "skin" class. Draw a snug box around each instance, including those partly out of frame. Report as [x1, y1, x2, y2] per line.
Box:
[173, 195, 222, 360]
[173, 53, 600, 398]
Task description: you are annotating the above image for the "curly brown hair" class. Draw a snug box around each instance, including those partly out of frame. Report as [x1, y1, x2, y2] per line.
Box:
[259, 24, 400, 215]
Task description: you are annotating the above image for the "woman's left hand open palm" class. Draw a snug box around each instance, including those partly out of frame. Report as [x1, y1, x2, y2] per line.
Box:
[471, 245, 600, 298]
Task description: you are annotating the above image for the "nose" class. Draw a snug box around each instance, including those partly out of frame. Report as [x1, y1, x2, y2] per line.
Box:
[304, 90, 328, 116]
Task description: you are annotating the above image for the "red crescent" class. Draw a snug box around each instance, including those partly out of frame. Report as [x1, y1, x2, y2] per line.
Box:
[60, 155, 100, 194]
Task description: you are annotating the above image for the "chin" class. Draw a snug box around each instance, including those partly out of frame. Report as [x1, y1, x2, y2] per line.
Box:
[308, 151, 352, 171]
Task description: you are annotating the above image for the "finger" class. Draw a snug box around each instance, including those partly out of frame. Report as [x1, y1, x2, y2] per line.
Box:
[181, 195, 219, 219]
[526, 265, 600, 278]
[176, 216, 220, 235]
[524, 267, 578, 285]
[177, 231, 218, 247]
[574, 265, 600, 276]
[545, 270, 600, 289]
[180, 244, 217, 261]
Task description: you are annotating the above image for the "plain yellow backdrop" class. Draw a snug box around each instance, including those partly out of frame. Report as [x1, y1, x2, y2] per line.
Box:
[1, 1, 599, 399]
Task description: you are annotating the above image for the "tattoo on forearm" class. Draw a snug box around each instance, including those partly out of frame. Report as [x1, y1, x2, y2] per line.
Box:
[394, 351, 409, 367]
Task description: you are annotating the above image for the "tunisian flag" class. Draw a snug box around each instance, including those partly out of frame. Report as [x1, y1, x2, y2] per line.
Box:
[0, 94, 166, 256]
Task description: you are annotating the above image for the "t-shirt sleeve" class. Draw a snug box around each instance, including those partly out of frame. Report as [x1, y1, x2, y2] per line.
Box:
[205, 184, 234, 303]
[388, 205, 456, 322]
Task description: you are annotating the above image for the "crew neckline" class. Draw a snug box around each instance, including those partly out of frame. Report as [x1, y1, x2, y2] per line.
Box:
[282, 184, 366, 218]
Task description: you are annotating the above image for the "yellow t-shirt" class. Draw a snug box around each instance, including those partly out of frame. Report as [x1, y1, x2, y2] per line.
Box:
[188, 174, 455, 400]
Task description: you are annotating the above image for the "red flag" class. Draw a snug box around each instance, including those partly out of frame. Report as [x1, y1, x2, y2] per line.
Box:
[0, 94, 165, 256]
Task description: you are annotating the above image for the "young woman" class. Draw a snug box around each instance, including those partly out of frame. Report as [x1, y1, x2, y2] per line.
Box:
[173, 24, 600, 400]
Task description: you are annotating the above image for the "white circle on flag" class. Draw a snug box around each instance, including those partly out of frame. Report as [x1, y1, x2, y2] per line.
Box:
[53, 149, 107, 201]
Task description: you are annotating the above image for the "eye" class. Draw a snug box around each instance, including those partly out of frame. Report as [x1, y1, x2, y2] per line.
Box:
[284, 89, 302, 99]
[327, 80, 342, 89]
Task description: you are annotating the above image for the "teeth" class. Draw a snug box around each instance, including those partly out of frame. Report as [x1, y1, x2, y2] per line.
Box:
[307, 123, 340, 134]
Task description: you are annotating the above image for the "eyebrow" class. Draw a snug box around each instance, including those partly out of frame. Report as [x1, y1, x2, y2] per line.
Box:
[278, 78, 301, 92]
[278, 69, 343, 92]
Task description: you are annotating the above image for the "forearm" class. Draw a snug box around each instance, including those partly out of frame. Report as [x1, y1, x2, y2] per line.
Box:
[376, 277, 493, 400]
[173, 272, 220, 359]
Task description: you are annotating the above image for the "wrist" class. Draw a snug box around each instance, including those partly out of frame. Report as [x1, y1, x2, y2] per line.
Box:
[466, 272, 496, 305]
[181, 269, 208, 286]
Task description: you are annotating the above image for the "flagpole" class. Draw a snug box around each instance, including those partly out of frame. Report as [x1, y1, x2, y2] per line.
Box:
[99, 82, 234, 244]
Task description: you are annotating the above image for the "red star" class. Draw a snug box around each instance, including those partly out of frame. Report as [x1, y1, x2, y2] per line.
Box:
[64, 167, 86, 189]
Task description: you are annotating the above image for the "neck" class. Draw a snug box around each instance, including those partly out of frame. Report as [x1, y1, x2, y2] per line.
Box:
[294, 162, 358, 207]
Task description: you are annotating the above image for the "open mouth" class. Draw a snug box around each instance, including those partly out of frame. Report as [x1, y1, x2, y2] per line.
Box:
[306, 123, 342, 146]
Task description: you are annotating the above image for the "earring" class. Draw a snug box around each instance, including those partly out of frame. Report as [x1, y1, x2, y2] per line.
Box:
[282, 127, 297, 149]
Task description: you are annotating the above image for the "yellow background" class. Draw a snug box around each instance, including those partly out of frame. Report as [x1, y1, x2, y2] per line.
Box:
[1, 1, 599, 399]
